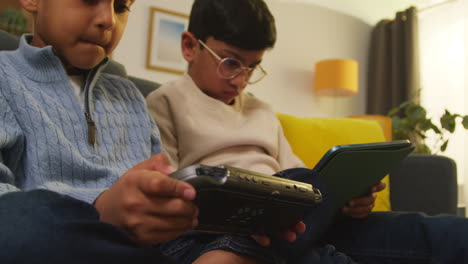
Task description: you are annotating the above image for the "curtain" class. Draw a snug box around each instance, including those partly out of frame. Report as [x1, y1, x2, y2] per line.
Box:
[366, 6, 420, 115]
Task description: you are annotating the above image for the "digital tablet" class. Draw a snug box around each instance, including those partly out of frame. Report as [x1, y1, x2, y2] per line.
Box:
[312, 140, 414, 212]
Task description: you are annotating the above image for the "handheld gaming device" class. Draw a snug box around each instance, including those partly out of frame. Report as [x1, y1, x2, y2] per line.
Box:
[170, 165, 322, 235]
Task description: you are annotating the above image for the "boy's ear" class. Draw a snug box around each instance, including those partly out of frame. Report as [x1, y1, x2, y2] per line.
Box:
[181, 32, 198, 63]
[19, 0, 39, 13]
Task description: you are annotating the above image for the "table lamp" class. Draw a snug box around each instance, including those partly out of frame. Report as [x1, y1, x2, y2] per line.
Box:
[314, 59, 358, 96]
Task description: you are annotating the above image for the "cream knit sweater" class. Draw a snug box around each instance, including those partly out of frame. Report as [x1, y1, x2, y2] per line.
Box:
[146, 75, 304, 175]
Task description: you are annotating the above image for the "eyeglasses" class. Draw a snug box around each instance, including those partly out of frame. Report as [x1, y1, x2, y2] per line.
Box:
[198, 39, 267, 84]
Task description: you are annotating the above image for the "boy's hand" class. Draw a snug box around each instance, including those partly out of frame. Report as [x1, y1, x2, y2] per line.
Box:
[342, 181, 386, 219]
[94, 153, 198, 246]
[251, 221, 307, 246]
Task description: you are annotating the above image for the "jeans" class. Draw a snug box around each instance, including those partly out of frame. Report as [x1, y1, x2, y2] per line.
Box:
[0, 190, 176, 264]
[1, 170, 468, 264]
[277, 168, 468, 264]
[321, 211, 468, 264]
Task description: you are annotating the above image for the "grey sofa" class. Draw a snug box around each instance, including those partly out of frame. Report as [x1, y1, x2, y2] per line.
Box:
[0, 29, 460, 216]
[390, 154, 459, 216]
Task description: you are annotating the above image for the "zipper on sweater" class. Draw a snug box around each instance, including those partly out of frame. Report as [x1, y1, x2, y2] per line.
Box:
[85, 112, 96, 145]
[83, 66, 100, 147]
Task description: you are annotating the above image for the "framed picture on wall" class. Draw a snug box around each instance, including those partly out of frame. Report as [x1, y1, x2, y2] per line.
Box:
[146, 7, 188, 75]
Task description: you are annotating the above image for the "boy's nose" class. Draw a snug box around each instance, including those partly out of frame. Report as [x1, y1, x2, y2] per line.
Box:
[95, 3, 116, 30]
[229, 71, 249, 88]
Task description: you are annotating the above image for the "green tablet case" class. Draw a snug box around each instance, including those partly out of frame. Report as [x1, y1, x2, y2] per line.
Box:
[314, 140, 415, 212]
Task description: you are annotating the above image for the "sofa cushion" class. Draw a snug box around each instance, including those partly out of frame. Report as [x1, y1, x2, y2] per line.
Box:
[277, 113, 391, 212]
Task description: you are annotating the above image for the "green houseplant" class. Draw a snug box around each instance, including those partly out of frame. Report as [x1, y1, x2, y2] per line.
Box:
[0, 8, 28, 36]
[387, 101, 468, 154]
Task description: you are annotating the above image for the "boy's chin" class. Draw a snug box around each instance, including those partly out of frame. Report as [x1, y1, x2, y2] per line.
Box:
[64, 57, 107, 72]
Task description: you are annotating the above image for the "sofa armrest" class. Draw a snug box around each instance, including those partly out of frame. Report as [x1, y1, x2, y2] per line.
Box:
[389, 154, 458, 215]
[103, 60, 160, 97]
[128, 76, 160, 97]
[0, 29, 20, 50]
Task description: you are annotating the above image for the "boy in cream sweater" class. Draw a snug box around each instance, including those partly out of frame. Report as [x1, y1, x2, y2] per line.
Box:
[147, 0, 468, 263]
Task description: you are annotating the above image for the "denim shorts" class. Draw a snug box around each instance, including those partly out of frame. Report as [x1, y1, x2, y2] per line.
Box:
[159, 232, 286, 264]
[158, 231, 359, 264]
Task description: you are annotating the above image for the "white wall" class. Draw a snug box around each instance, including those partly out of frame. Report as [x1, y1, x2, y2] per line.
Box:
[418, 0, 467, 209]
[253, 1, 371, 117]
[465, 0, 468, 212]
[114, 0, 372, 118]
[276, 0, 446, 25]
[113, 0, 193, 83]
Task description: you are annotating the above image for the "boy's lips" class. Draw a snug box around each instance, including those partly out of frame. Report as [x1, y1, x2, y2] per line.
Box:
[224, 90, 239, 98]
[80, 37, 110, 47]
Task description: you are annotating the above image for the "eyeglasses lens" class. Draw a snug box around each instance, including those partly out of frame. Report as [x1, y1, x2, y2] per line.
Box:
[218, 58, 241, 79]
[218, 58, 265, 84]
[248, 67, 265, 84]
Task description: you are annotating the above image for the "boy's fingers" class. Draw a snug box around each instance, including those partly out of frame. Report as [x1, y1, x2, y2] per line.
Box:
[136, 172, 196, 200]
[133, 153, 176, 175]
[348, 194, 376, 207]
[283, 231, 297, 242]
[343, 204, 373, 219]
[294, 221, 306, 233]
[150, 153, 177, 175]
[371, 182, 386, 193]
[251, 235, 270, 247]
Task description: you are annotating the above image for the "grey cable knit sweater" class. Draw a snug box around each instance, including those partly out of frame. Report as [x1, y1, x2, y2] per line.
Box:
[0, 35, 163, 204]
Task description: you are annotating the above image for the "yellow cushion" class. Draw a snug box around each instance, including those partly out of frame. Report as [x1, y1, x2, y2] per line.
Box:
[277, 113, 391, 211]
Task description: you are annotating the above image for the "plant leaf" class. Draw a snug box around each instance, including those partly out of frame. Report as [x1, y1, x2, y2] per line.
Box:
[415, 144, 432, 154]
[400, 101, 411, 109]
[430, 123, 441, 134]
[463, 116, 468, 129]
[407, 105, 427, 127]
[390, 100, 468, 154]
[440, 110, 456, 133]
[416, 130, 426, 139]
[420, 119, 433, 131]
[387, 107, 400, 117]
[441, 140, 449, 152]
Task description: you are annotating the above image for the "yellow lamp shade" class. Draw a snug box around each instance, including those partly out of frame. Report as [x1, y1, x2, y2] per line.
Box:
[314, 59, 358, 96]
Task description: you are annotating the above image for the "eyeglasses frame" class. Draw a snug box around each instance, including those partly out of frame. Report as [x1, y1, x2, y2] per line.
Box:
[197, 39, 267, 84]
